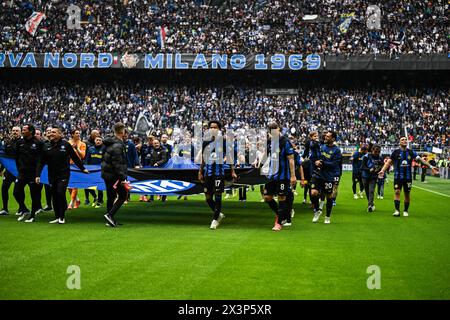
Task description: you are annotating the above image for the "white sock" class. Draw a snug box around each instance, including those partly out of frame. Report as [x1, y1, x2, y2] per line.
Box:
[319, 200, 325, 210]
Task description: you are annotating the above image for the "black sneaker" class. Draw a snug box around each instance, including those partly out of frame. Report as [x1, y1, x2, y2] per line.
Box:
[43, 206, 53, 212]
[104, 214, 117, 227]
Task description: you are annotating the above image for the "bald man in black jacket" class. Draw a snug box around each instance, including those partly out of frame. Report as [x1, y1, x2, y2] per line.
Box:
[36, 127, 88, 224]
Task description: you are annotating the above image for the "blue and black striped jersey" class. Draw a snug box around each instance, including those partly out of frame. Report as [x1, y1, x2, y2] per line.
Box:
[202, 138, 228, 177]
[319, 144, 342, 181]
[268, 136, 294, 181]
[390, 148, 418, 180]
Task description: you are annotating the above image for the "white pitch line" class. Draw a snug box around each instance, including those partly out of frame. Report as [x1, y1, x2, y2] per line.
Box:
[413, 185, 450, 198]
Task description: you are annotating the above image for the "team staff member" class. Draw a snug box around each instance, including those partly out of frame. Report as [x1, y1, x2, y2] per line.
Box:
[40, 127, 54, 212]
[124, 129, 140, 168]
[350, 146, 367, 199]
[68, 129, 87, 209]
[379, 137, 438, 217]
[161, 134, 173, 158]
[36, 127, 89, 224]
[361, 144, 384, 213]
[33, 128, 46, 214]
[102, 123, 128, 228]
[301, 158, 312, 204]
[85, 136, 105, 208]
[84, 129, 100, 205]
[139, 135, 155, 202]
[148, 139, 169, 202]
[0, 126, 21, 216]
[420, 154, 428, 183]
[13, 124, 44, 222]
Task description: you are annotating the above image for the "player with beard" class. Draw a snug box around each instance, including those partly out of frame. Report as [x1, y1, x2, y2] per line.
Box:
[198, 121, 237, 230]
[378, 137, 438, 217]
[311, 131, 342, 224]
[263, 122, 297, 231]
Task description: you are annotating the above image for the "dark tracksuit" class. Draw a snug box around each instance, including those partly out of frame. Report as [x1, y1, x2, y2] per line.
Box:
[350, 151, 365, 194]
[41, 140, 53, 209]
[1, 138, 18, 212]
[361, 154, 383, 207]
[37, 139, 86, 220]
[162, 143, 173, 159]
[420, 162, 428, 182]
[125, 139, 140, 168]
[12, 136, 44, 218]
[140, 143, 153, 167]
[148, 146, 168, 201]
[101, 136, 128, 218]
[301, 158, 312, 202]
[85, 144, 105, 204]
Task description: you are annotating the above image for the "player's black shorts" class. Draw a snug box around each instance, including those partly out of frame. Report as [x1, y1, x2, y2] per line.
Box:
[393, 179, 413, 192]
[204, 176, 225, 194]
[352, 171, 362, 183]
[310, 176, 334, 194]
[264, 180, 290, 196]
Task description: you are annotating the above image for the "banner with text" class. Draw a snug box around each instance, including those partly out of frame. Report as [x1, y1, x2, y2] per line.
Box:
[0, 52, 322, 70]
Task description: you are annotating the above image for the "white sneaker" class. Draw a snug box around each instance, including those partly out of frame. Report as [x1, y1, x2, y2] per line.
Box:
[225, 194, 230, 199]
[380, 196, 384, 200]
[25, 218, 35, 223]
[0, 209, 9, 215]
[217, 213, 225, 223]
[35, 209, 43, 215]
[367, 206, 373, 213]
[359, 192, 364, 199]
[282, 222, 292, 227]
[291, 209, 295, 218]
[302, 199, 306, 204]
[393, 210, 400, 217]
[376, 195, 380, 199]
[16, 211, 23, 216]
[324, 217, 331, 224]
[210, 220, 219, 229]
[312, 210, 322, 223]
[58, 219, 66, 224]
[372, 206, 375, 212]
[17, 214, 27, 221]
[293, 191, 298, 196]
[260, 199, 264, 202]
[353, 194, 358, 200]
[403, 211, 409, 217]
[49, 219, 59, 224]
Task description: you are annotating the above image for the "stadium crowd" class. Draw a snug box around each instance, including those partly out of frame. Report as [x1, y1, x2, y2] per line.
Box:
[1, 0, 448, 55]
[0, 82, 448, 150]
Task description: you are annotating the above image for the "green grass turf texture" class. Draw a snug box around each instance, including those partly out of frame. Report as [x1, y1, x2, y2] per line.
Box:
[0, 172, 449, 300]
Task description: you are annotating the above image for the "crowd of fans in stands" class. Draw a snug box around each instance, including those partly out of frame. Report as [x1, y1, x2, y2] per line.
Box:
[1, 0, 448, 55]
[0, 82, 448, 150]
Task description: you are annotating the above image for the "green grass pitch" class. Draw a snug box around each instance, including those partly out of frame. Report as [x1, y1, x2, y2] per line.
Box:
[0, 172, 449, 299]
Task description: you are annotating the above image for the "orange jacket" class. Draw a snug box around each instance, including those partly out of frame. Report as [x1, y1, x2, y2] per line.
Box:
[68, 139, 86, 164]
